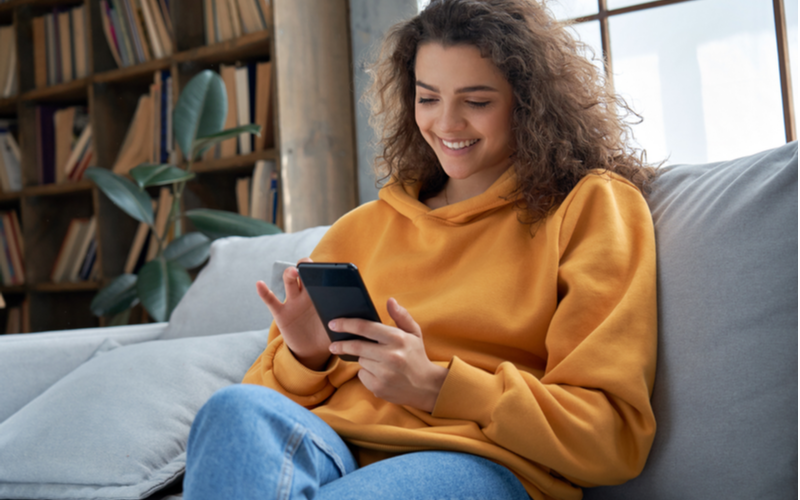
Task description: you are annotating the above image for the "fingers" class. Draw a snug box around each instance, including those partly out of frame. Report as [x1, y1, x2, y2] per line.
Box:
[256, 281, 282, 312]
[387, 298, 422, 337]
[283, 265, 303, 298]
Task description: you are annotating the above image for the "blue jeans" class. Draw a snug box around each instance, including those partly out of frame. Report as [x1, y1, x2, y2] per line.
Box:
[184, 384, 530, 500]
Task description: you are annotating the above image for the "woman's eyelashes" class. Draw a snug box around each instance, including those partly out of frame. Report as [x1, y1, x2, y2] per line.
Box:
[416, 97, 491, 108]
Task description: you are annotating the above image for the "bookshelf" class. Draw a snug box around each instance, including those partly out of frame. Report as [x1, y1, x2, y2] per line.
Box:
[0, 0, 358, 333]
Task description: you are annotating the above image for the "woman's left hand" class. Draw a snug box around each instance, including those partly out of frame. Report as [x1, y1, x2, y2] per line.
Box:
[328, 298, 449, 413]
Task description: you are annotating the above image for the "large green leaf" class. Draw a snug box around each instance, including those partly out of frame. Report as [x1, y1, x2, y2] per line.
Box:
[137, 257, 192, 322]
[163, 232, 211, 269]
[90, 274, 140, 317]
[130, 163, 195, 188]
[192, 124, 262, 159]
[173, 70, 227, 160]
[86, 168, 154, 225]
[186, 208, 282, 240]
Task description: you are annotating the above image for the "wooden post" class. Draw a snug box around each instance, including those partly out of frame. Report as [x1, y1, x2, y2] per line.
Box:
[273, 0, 358, 233]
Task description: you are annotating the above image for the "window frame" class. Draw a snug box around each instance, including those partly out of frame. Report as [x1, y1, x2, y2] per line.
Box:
[570, 0, 796, 142]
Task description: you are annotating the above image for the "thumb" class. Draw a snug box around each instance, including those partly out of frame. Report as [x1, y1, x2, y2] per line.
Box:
[388, 298, 421, 337]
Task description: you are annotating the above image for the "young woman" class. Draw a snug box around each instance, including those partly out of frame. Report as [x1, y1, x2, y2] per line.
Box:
[183, 1, 658, 499]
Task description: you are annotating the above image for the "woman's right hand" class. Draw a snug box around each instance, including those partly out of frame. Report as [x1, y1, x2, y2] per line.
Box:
[256, 257, 332, 371]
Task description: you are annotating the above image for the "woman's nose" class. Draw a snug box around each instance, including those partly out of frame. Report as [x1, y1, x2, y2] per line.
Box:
[435, 103, 466, 132]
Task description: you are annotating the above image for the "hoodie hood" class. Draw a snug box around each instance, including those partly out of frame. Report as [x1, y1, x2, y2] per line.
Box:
[378, 167, 519, 226]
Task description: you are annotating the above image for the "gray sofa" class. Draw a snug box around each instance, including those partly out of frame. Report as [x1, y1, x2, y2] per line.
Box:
[0, 142, 796, 500]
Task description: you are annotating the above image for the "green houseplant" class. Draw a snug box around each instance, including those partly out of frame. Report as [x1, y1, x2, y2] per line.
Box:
[87, 70, 280, 323]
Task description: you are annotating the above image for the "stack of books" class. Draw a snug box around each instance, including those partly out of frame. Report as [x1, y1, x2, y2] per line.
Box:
[113, 71, 173, 174]
[51, 216, 97, 283]
[34, 105, 93, 185]
[202, 61, 273, 161]
[0, 25, 18, 98]
[31, 6, 89, 88]
[204, 0, 271, 45]
[0, 210, 25, 286]
[100, 0, 174, 68]
[0, 123, 21, 192]
[235, 160, 278, 224]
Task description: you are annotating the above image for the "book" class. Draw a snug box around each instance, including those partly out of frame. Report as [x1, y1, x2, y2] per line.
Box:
[204, 0, 214, 45]
[3, 30, 17, 97]
[51, 218, 90, 283]
[68, 216, 96, 282]
[54, 107, 75, 184]
[0, 26, 12, 97]
[250, 160, 275, 222]
[254, 61, 273, 150]
[113, 94, 153, 175]
[216, 0, 233, 42]
[0, 216, 14, 285]
[226, 0, 243, 38]
[0, 132, 21, 192]
[63, 124, 92, 180]
[235, 65, 251, 154]
[157, 0, 174, 43]
[269, 169, 279, 224]
[138, 0, 163, 59]
[148, 0, 173, 56]
[236, 177, 250, 216]
[32, 16, 47, 88]
[100, 0, 124, 67]
[46, 12, 59, 86]
[69, 144, 93, 181]
[58, 10, 73, 82]
[219, 64, 238, 157]
[4, 211, 24, 284]
[78, 238, 97, 281]
[1, 213, 23, 284]
[110, 0, 136, 66]
[255, 0, 271, 28]
[129, 0, 153, 61]
[72, 5, 88, 78]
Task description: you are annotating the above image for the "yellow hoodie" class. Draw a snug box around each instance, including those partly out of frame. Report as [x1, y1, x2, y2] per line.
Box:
[243, 168, 657, 500]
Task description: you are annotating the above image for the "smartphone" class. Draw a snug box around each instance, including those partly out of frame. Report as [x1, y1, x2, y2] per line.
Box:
[296, 262, 380, 361]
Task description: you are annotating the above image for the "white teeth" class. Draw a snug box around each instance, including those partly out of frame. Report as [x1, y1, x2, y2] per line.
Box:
[443, 138, 478, 150]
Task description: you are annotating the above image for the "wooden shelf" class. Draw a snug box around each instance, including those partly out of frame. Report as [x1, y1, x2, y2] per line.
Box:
[31, 281, 101, 293]
[93, 58, 172, 85]
[24, 179, 93, 197]
[190, 149, 277, 174]
[0, 190, 22, 203]
[21, 77, 90, 103]
[174, 30, 271, 66]
[0, 285, 26, 294]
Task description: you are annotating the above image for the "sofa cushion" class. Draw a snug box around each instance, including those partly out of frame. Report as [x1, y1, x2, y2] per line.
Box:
[0, 322, 167, 424]
[160, 226, 329, 340]
[585, 142, 798, 499]
[0, 328, 269, 500]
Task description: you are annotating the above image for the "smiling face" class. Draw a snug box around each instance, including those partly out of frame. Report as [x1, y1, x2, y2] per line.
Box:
[414, 43, 516, 200]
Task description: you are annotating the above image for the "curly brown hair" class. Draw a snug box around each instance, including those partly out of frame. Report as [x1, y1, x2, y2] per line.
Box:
[367, 0, 657, 224]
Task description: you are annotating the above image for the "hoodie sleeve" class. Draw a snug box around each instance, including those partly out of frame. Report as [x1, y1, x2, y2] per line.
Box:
[431, 175, 658, 487]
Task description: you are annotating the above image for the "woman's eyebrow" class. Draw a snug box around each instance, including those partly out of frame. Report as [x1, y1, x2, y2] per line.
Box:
[415, 81, 499, 93]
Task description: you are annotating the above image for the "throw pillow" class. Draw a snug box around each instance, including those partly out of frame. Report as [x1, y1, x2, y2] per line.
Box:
[160, 226, 329, 339]
[0, 323, 167, 424]
[0, 328, 269, 500]
[585, 142, 798, 499]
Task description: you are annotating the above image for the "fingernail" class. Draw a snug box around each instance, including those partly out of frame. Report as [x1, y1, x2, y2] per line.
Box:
[329, 344, 338, 353]
[328, 320, 337, 330]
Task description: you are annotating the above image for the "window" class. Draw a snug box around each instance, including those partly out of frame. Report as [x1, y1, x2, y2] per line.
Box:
[551, 0, 797, 165]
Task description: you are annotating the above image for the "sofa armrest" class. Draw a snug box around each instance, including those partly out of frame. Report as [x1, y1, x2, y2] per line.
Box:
[0, 322, 168, 423]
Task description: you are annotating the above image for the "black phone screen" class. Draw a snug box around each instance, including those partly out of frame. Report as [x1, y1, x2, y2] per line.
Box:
[297, 263, 380, 361]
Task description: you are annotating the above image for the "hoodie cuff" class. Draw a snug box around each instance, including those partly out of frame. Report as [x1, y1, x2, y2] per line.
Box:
[431, 356, 505, 427]
[273, 341, 340, 397]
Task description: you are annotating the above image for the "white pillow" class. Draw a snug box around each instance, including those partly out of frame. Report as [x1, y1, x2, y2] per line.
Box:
[161, 226, 329, 339]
